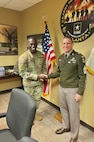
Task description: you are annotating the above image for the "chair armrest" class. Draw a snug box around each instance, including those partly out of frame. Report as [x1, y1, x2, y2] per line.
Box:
[0, 113, 6, 118]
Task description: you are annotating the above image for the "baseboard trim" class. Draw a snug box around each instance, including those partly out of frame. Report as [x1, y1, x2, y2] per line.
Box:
[41, 97, 94, 132]
[41, 97, 60, 111]
[0, 89, 11, 94]
[80, 120, 94, 132]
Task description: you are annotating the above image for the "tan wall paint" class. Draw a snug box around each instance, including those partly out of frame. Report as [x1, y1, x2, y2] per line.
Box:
[0, 0, 94, 127]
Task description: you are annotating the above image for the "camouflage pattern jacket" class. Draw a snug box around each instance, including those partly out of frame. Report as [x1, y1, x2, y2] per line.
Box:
[18, 50, 47, 87]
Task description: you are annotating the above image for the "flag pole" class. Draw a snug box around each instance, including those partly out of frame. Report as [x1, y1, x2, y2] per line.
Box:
[42, 14, 47, 31]
[42, 14, 47, 24]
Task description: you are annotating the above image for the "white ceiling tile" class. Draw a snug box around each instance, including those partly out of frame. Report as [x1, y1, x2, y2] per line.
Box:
[0, 0, 10, 6]
[0, 0, 44, 11]
[24, 0, 42, 3]
[4, 0, 31, 11]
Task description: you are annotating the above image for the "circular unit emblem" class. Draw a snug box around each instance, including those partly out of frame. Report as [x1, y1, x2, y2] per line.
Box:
[60, 0, 94, 42]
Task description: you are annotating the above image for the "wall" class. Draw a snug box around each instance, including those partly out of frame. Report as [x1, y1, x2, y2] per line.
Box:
[0, 0, 94, 128]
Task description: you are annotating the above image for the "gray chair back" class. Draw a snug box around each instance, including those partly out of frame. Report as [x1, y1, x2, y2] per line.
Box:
[6, 88, 36, 140]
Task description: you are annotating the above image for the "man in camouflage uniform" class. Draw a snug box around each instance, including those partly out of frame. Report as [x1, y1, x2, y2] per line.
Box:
[47, 37, 86, 142]
[18, 37, 47, 121]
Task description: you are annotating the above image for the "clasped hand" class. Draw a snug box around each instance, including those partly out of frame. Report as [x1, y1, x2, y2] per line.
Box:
[38, 74, 48, 81]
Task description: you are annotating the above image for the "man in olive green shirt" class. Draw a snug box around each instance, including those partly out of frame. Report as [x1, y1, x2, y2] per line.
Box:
[18, 37, 47, 121]
[48, 37, 86, 142]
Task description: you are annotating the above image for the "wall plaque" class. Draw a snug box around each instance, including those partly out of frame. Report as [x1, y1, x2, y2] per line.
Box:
[60, 0, 94, 42]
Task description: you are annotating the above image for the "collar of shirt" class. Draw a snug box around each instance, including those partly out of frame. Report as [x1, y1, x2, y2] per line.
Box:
[65, 49, 73, 58]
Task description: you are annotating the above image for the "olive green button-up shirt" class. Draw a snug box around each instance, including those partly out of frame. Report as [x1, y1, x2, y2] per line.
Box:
[48, 50, 86, 95]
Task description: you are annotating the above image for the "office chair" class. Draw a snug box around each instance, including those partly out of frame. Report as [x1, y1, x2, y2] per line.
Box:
[0, 88, 38, 142]
[17, 136, 38, 142]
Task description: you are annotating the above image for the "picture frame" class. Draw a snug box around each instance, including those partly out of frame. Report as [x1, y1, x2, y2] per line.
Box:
[27, 33, 44, 52]
[0, 24, 18, 55]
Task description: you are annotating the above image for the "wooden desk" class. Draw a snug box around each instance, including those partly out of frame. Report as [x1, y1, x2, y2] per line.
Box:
[0, 74, 22, 92]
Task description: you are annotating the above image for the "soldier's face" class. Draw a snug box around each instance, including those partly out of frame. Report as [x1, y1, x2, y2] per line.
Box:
[27, 38, 37, 53]
[62, 38, 73, 53]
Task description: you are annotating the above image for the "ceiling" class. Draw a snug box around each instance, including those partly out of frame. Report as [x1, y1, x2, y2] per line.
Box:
[0, 0, 43, 11]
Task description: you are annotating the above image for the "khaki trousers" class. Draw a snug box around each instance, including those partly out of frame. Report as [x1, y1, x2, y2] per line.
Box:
[59, 85, 80, 141]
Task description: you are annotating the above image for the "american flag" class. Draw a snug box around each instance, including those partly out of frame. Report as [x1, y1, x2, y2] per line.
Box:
[43, 23, 56, 96]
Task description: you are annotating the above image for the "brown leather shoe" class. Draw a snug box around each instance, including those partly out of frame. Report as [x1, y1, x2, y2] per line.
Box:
[55, 127, 70, 134]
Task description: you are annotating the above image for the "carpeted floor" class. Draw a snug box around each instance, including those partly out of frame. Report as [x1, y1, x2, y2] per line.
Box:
[0, 91, 94, 142]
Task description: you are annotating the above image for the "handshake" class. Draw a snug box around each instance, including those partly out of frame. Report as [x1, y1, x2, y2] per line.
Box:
[38, 74, 48, 81]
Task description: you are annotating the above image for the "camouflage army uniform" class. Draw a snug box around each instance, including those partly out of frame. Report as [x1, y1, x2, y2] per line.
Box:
[18, 49, 47, 106]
